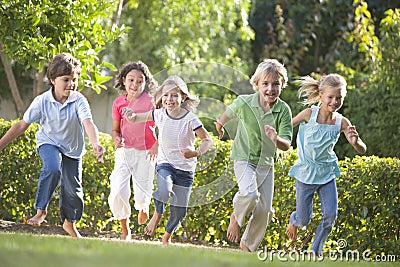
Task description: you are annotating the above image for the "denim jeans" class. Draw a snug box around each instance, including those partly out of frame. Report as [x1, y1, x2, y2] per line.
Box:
[153, 163, 194, 234]
[289, 179, 338, 256]
[37, 144, 83, 223]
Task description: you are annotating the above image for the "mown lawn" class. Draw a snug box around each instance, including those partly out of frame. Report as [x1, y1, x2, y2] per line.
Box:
[0, 232, 397, 267]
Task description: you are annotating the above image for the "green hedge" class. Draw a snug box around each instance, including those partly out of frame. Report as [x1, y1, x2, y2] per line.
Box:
[0, 118, 398, 255]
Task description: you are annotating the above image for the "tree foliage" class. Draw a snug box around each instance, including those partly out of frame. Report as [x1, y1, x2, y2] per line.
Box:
[343, 9, 400, 158]
[105, 0, 256, 136]
[108, 0, 254, 72]
[0, 0, 127, 112]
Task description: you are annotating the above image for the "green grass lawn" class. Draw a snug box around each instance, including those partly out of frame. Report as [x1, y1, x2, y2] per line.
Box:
[0, 232, 397, 267]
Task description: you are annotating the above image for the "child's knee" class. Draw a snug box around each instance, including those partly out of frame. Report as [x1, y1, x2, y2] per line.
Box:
[244, 191, 259, 204]
[43, 165, 61, 177]
[154, 188, 170, 203]
[323, 210, 338, 225]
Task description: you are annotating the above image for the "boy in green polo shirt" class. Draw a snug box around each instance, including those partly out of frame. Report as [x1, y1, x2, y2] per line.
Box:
[215, 59, 292, 252]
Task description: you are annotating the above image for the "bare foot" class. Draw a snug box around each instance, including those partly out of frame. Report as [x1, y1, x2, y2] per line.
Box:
[227, 212, 240, 243]
[286, 224, 298, 241]
[120, 218, 131, 241]
[144, 212, 162, 236]
[138, 210, 149, 225]
[27, 210, 47, 226]
[62, 219, 82, 238]
[162, 232, 172, 245]
[240, 240, 251, 252]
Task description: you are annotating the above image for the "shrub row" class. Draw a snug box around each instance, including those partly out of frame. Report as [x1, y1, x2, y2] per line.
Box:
[0, 118, 398, 255]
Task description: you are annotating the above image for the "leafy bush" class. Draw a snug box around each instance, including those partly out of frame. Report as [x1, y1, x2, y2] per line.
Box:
[340, 9, 400, 158]
[1, 118, 398, 255]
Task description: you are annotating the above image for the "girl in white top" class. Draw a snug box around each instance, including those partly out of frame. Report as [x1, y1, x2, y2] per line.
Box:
[123, 75, 213, 245]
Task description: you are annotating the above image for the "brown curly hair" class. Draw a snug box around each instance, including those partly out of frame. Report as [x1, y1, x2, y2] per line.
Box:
[114, 61, 158, 94]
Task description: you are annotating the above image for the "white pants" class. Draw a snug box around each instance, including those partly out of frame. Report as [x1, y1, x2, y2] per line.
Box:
[108, 147, 155, 220]
[233, 160, 275, 252]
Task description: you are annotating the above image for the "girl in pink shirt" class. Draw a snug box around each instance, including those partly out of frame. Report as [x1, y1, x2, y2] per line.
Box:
[108, 61, 158, 240]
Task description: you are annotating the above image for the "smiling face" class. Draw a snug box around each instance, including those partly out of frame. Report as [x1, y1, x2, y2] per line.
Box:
[123, 69, 146, 101]
[161, 84, 186, 113]
[319, 86, 346, 113]
[51, 72, 79, 103]
[257, 73, 283, 109]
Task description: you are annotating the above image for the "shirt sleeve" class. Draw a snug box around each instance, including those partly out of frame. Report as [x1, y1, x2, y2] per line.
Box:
[112, 97, 122, 121]
[191, 116, 203, 131]
[76, 94, 92, 122]
[152, 108, 161, 124]
[225, 96, 244, 119]
[23, 96, 42, 124]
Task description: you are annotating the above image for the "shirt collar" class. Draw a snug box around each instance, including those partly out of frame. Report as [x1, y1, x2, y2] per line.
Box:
[46, 87, 78, 104]
[250, 91, 283, 112]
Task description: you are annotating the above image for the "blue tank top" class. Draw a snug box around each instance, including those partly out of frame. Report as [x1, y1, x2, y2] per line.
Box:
[289, 106, 342, 184]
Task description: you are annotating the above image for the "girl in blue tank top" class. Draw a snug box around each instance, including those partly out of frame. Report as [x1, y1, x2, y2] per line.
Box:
[286, 74, 367, 257]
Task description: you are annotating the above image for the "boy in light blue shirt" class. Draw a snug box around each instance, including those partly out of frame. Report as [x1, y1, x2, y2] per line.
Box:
[0, 53, 104, 237]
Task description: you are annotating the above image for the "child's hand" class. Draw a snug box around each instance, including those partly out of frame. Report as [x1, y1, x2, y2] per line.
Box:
[122, 107, 137, 122]
[214, 121, 225, 139]
[347, 126, 359, 145]
[92, 143, 105, 163]
[180, 148, 199, 159]
[147, 142, 158, 162]
[264, 125, 278, 145]
[113, 136, 125, 148]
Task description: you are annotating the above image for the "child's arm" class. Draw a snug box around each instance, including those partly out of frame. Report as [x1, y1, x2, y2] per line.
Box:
[342, 117, 367, 154]
[180, 127, 213, 159]
[264, 125, 291, 151]
[147, 139, 158, 161]
[122, 107, 153, 124]
[82, 118, 105, 163]
[111, 120, 124, 148]
[0, 120, 30, 151]
[292, 108, 312, 128]
[215, 112, 231, 139]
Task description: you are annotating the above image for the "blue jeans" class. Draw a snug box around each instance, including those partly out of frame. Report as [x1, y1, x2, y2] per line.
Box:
[289, 179, 338, 256]
[153, 163, 194, 234]
[37, 144, 83, 223]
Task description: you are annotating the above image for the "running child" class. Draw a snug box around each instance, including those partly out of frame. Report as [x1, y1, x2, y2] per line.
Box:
[0, 53, 104, 237]
[108, 61, 158, 240]
[286, 73, 367, 256]
[123, 75, 213, 245]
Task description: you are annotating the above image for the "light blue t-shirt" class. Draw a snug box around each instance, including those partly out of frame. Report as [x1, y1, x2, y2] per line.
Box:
[23, 88, 92, 158]
[289, 106, 342, 184]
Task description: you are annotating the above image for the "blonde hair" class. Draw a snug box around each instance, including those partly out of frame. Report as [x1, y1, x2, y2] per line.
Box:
[297, 73, 347, 106]
[155, 75, 200, 112]
[250, 59, 288, 91]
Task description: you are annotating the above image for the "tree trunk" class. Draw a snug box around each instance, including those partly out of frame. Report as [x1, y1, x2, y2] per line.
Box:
[34, 69, 45, 97]
[0, 40, 25, 118]
[112, 0, 125, 26]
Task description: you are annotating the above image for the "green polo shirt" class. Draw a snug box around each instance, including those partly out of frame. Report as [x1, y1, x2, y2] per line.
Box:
[225, 92, 293, 166]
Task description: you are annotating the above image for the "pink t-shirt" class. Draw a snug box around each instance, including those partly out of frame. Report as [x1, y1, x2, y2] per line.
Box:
[112, 92, 156, 150]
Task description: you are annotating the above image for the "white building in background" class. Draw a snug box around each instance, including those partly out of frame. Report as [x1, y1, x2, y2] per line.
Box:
[0, 90, 118, 135]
